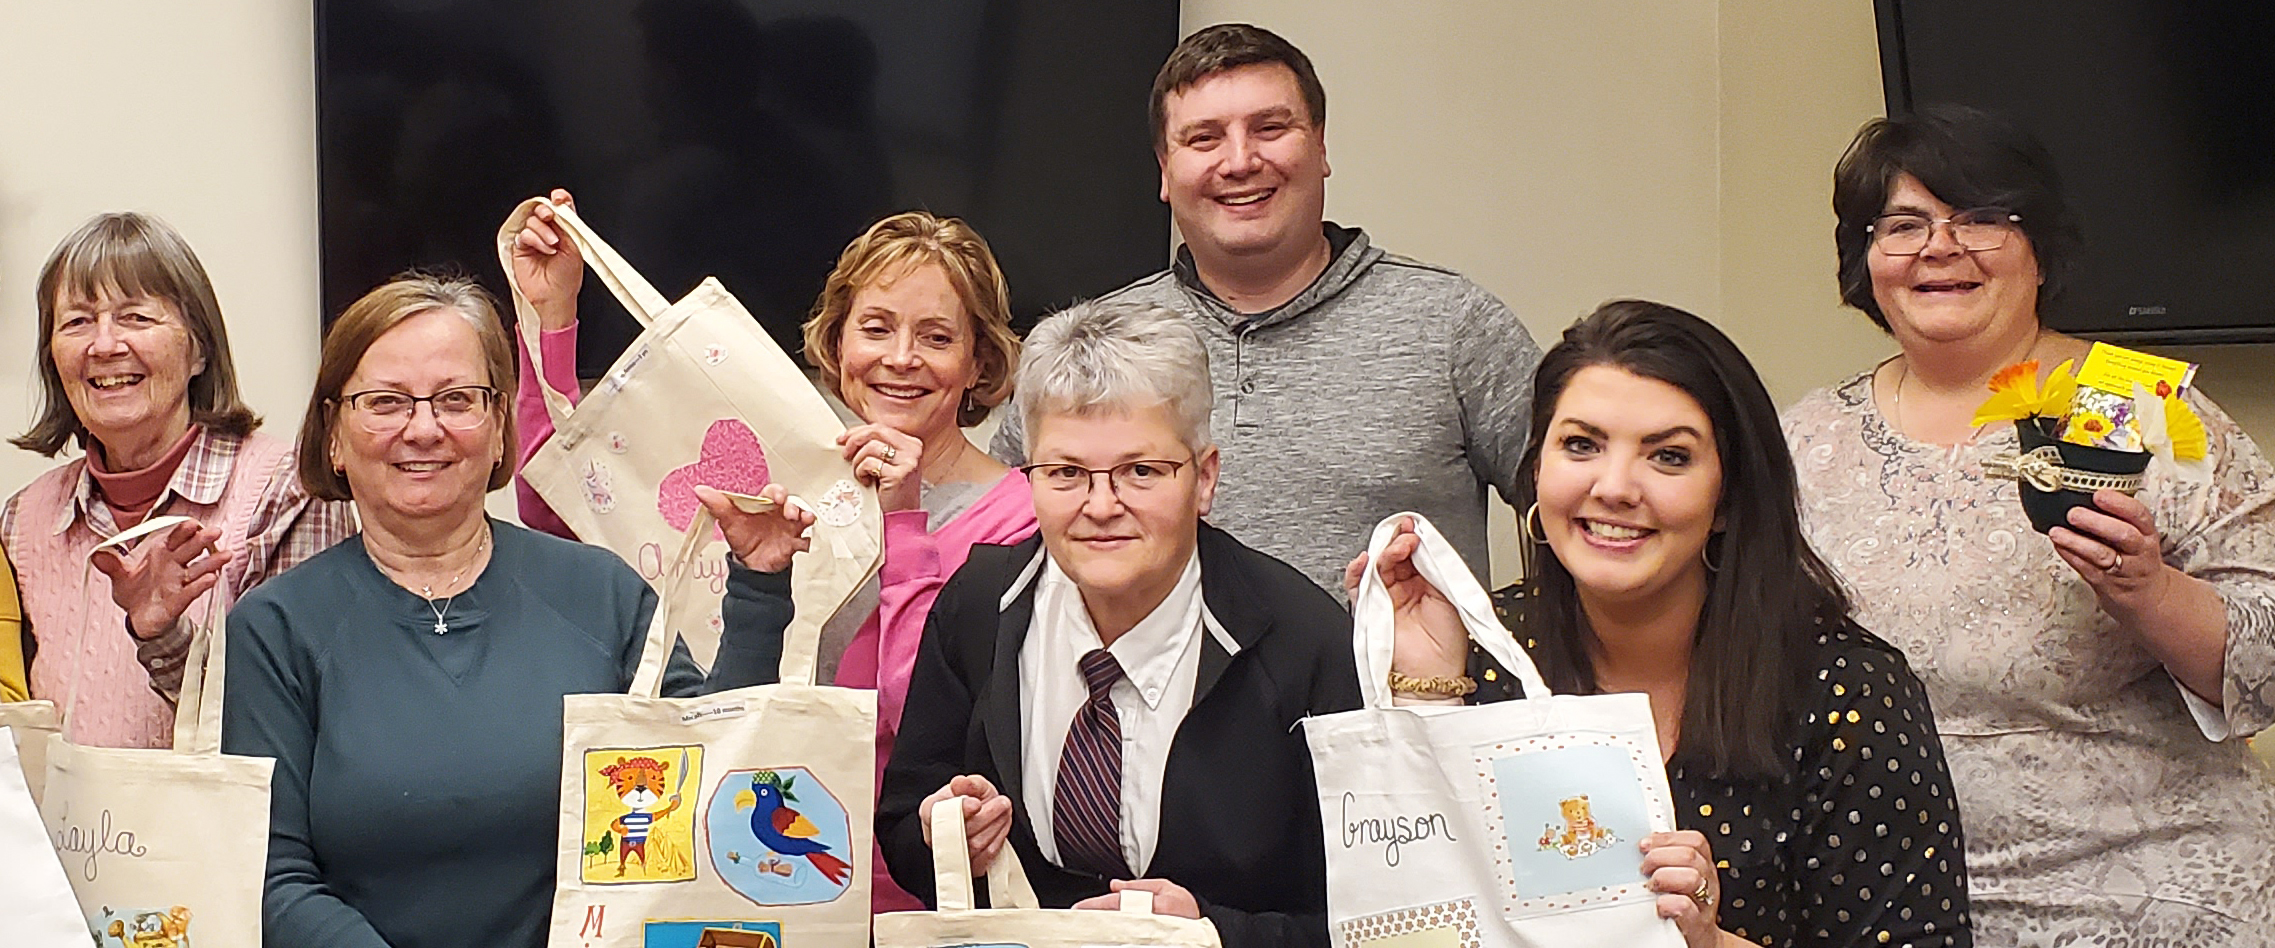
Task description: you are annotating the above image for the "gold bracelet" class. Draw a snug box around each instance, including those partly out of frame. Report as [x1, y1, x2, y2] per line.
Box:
[1388, 670, 1477, 697]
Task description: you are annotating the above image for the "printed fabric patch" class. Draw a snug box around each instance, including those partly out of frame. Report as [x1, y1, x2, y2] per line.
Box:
[91, 906, 194, 948]
[657, 420, 774, 532]
[706, 767, 854, 906]
[581, 746, 703, 884]
[1474, 736, 1664, 917]
[1339, 897, 1482, 948]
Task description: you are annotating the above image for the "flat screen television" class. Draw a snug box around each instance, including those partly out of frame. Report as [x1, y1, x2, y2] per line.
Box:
[1876, 0, 2275, 343]
[318, 0, 1177, 376]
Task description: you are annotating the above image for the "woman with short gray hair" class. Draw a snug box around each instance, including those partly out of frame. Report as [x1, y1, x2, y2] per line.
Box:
[880, 299, 1362, 948]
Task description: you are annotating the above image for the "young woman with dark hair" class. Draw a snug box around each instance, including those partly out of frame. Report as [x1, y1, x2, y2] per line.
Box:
[1353, 300, 1972, 948]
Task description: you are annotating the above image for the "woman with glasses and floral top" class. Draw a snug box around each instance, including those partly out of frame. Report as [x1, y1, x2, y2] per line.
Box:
[1782, 104, 2275, 943]
[221, 275, 817, 948]
[3, 212, 354, 748]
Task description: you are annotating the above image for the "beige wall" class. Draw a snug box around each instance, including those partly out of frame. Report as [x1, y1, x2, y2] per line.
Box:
[0, 1, 325, 501]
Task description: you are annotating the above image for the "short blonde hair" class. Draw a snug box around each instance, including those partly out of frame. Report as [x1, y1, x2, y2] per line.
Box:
[297, 275, 518, 502]
[13, 212, 259, 456]
[801, 211, 1020, 427]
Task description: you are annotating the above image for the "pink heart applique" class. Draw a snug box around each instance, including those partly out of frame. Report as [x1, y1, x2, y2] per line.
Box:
[657, 419, 773, 532]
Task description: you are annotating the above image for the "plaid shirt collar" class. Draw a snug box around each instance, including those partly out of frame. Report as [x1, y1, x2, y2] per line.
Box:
[51, 426, 241, 539]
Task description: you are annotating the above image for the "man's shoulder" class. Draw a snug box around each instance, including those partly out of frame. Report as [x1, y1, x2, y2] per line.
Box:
[1094, 269, 1192, 309]
[1354, 249, 1502, 303]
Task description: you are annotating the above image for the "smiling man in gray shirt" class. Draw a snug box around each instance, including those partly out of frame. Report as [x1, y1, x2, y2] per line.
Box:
[995, 23, 1541, 594]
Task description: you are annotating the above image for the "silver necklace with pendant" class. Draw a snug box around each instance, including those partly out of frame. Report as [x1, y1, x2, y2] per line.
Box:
[394, 528, 490, 636]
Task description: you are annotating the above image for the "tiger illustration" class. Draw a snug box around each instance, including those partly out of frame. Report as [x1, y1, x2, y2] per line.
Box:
[600, 756, 684, 877]
[1538, 794, 1618, 858]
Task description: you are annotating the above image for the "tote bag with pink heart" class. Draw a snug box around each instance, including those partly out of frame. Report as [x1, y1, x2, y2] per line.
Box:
[497, 197, 881, 668]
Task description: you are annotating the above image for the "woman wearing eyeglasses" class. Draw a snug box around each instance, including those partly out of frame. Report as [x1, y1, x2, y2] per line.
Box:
[1784, 104, 2275, 943]
[2, 212, 354, 748]
[221, 276, 815, 948]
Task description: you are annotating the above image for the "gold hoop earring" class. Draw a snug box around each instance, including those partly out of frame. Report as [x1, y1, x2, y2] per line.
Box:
[1523, 502, 1548, 544]
[1700, 538, 1723, 573]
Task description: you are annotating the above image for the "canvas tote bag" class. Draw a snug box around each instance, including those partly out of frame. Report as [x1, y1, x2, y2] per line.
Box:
[497, 197, 881, 669]
[0, 698, 60, 806]
[549, 506, 876, 948]
[872, 797, 1225, 948]
[1304, 513, 1684, 948]
[38, 514, 274, 948]
[0, 725, 87, 947]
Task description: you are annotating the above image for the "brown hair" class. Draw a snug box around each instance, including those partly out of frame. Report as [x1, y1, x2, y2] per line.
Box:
[801, 211, 1020, 427]
[1831, 104, 2082, 332]
[1149, 23, 1326, 154]
[13, 212, 259, 457]
[297, 275, 519, 501]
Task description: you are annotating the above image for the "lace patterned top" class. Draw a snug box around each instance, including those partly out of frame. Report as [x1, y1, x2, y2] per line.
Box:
[1784, 373, 2275, 946]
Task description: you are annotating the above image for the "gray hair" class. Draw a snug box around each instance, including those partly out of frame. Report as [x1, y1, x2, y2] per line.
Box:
[1017, 300, 1213, 454]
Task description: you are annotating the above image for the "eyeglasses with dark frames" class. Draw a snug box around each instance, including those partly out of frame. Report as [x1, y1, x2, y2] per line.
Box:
[337, 385, 500, 433]
[1019, 457, 1193, 496]
[1866, 207, 2023, 256]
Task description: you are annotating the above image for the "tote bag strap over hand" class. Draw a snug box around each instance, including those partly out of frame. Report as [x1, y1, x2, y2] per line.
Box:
[1351, 512, 1550, 708]
[624, 501, 833, 696]
[927, 796, 1054, 914]
[64, 515, 224, 752]
[494, 196, 676, 428]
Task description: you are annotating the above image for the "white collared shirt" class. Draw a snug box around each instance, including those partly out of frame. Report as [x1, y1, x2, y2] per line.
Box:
[1018, 550, 1206, 877]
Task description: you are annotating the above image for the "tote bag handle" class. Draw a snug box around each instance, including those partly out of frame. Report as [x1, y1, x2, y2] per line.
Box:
[494, 196, 676, 428]
[63, 516, 224, 753]
[928, 795, 1049, 913]
[626, 498, 833, 695]
[1350, 512, 1550, 708]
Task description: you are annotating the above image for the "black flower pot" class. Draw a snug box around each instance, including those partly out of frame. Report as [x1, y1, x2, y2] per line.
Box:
[2013, 417, 2151, 534]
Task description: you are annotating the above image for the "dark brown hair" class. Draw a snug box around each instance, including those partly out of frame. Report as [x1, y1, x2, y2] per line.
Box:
[1832, 103, 2083, 331]
[13, 212, 258, 456]
[802, 211, 1020, 427]
[1515, 300, 1853, 781]
[298, 275, 519, 501]
[1149, 23, 1326, 154]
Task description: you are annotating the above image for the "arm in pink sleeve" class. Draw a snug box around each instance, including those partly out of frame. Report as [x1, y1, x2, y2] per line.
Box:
[872, 510, 946, 737]
[514, 323, 582, 539]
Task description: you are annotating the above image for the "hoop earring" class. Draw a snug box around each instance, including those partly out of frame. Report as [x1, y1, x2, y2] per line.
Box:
[1700, 537, 1723, 573]
[1523, 502, 1548, 544]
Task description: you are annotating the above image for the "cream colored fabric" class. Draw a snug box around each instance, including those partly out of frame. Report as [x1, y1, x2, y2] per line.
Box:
[548, 509, 876, 947]
[0, 700, 59, 806]
[36, 514, 274, 946]
[1303, 513, 1683, 948]
[497, 197, 880, 670]
[0, 725, 85, 946]
[871, 797, 1224, 948]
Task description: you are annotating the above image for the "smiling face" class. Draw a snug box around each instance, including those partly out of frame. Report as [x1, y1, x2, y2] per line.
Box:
[835, 261, 979, 440]
[330, 308, 503, 527]
[1867, 172, 2044, 346]
[1029, 402, 1219, 621]
[1157, 62, 1330, 267]
[1536, 366, 1723, 610]
[48, 288, 204, 458]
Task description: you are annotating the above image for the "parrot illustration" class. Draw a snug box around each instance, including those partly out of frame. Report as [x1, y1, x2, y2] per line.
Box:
[732, 772, 852, 885]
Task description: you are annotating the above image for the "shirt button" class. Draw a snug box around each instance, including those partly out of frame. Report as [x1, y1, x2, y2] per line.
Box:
[1145, 688, 1160, 703]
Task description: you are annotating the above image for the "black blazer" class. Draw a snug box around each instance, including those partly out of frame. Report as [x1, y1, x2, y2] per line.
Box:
[878, 523, 1363, 948]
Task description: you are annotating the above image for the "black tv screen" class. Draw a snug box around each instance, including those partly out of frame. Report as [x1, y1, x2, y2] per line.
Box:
[318, 0, 1177, 375]
[1877, 0, 2275, 343]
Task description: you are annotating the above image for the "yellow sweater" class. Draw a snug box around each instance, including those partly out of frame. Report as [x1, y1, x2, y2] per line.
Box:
[1, 541, 26, 701]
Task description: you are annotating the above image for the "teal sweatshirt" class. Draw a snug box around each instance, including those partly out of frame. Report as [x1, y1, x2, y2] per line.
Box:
[223, 521, 790, 948]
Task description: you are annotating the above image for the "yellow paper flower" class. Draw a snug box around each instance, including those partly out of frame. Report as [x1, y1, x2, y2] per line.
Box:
[1972, 359, 2080, 427]
[2164, 394, 2207, 462]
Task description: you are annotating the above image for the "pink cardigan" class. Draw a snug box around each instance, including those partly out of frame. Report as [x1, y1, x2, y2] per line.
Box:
[516, 324, 1037, 909]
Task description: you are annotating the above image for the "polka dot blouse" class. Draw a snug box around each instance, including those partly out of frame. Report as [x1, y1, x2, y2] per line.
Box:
[1477, 587, 1974, 948]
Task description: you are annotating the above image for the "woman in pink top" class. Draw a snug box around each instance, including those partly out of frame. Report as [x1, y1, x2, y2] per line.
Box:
[508, 191, 1036, 910]
[2, 212, 354, 747]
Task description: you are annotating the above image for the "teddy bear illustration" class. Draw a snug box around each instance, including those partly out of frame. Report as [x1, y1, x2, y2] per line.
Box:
[1538, 794, 1618, 858]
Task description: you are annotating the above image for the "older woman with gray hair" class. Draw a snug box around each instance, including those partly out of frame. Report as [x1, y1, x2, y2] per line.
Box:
[876, 300, 1362, 948]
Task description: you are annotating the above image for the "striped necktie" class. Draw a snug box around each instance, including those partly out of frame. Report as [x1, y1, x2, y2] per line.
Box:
[1053, 647, 1129, 878]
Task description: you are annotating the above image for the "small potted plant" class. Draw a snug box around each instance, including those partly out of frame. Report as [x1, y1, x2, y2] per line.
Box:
[1974, 345, 2206, 533]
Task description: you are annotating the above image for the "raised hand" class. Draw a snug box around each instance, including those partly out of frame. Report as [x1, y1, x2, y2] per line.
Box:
[509, 188, 585, 331]
[1349, 516, 1468, 680]
[695, 484, 815, 573]
[839, 424, 924, 513]
[1641, 830, 1724, 948]
[91, 518, 230, 638]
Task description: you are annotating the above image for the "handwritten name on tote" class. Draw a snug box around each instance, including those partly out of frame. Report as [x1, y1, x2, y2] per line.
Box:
[637, 542, 730, 595]
[1341, 792, 1458, 867]
[51, 807, 150, 881]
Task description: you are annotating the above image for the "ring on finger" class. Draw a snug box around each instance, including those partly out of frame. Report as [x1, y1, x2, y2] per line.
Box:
[881, 444, 897, 462]
[2106, 554, 2123, 573]
[1691, 877, 1714, 909]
